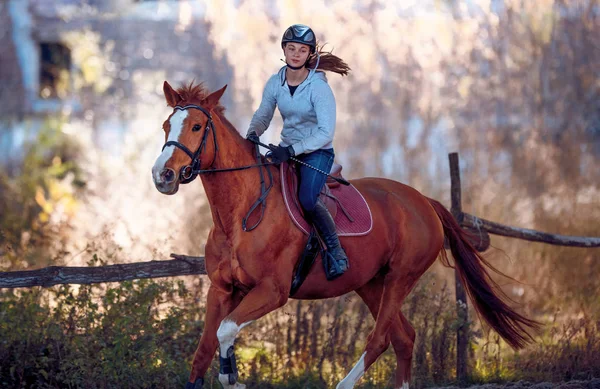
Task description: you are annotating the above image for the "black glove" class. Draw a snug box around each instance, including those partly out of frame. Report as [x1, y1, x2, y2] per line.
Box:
[246, 131, 260, 144]
[269, 144, 295, 163]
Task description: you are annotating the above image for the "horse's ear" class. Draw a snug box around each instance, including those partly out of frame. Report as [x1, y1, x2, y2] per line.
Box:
[163, 81, 182, 107]
[204, 85, 227, 108]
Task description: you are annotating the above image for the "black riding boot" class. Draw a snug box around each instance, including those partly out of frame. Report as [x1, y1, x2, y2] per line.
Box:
[307, 199, 349, 280]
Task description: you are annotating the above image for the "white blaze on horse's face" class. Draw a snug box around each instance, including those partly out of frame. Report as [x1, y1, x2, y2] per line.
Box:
[152, 109, 189, 192]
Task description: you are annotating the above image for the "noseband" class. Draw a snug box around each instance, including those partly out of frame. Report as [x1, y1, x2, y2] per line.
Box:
[160, 104, 275, 231]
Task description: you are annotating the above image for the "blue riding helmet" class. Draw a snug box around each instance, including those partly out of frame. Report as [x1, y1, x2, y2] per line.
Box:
[281, 24, 316, 53]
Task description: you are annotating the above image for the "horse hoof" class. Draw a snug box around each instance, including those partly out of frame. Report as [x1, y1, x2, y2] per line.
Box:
[185, 377, 204, 389]
[219, 372, 245, 388]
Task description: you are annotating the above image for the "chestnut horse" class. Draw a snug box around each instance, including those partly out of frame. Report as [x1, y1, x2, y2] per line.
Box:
[152, 81, 538, 389]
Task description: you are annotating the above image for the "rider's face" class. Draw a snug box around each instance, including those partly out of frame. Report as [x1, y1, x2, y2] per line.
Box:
[284, 43, 311, 67]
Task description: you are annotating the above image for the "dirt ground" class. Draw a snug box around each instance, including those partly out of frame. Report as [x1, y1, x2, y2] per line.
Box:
[429, 379, 600, 389]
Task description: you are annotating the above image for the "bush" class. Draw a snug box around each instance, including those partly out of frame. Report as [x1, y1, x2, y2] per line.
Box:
[0, 277, 205, 389]
[0, 117, 84, 271]
[1, 271, 600, 388]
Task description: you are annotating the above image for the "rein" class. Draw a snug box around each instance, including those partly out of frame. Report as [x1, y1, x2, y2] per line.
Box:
[162, 104, 277, 231]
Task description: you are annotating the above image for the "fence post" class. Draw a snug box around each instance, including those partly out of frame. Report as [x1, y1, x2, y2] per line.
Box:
[449, 152, 468, 384]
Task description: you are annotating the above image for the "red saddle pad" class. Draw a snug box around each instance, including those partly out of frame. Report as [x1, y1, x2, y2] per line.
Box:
[281, 162, 373, 236]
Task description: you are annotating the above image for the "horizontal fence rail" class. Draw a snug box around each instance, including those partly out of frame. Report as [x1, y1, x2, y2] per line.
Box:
[461, 213, 600, 247]
[0, 255, 206, 288]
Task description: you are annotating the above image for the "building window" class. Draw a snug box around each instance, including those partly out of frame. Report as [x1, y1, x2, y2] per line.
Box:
[39, 42, 71, 99]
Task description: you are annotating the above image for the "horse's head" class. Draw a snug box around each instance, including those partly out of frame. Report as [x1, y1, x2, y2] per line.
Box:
[152, 81, 227, 195]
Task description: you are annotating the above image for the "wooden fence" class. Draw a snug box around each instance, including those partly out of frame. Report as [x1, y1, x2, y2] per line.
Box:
[1, 152, 599, 383]
[447, 153, 600, 383]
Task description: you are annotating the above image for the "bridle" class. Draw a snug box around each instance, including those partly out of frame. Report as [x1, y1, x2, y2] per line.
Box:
[161, 104, 276, 231]
[162, 104, 217, 184]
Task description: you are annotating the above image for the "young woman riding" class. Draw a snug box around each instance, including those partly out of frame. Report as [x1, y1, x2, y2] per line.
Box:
[246, 24, 351, 280]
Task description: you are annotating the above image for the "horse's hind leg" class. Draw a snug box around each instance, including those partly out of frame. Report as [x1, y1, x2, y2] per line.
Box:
[336, 275, 386, 389]
[337, 257, 427, 389]
[393, 313, 416, 388]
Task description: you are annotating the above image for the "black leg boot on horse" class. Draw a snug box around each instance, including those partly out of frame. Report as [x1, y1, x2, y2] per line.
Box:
[307, 198, 349, 280]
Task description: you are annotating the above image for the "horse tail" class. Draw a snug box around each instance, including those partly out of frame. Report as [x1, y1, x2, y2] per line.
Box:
[427, 198, 541, 349]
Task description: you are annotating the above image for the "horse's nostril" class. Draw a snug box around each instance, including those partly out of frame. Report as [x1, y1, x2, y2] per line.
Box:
[162, 168, 176, 183]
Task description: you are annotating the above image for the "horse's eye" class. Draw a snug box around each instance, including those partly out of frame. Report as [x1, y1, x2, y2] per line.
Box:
[192, 124, 201, 132]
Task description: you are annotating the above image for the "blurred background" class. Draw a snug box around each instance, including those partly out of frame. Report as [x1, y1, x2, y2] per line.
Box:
[0, 0, 599, 388]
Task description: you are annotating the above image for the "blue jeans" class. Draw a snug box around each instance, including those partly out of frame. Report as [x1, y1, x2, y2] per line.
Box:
[296, 148, 335, 212]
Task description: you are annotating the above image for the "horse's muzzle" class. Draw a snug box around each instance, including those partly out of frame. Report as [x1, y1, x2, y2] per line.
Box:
[154, 168, 179, 195]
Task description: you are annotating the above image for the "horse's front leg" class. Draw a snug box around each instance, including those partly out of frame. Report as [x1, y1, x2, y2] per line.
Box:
[216, 277, 289, 388]
[186, 285, 238, 389]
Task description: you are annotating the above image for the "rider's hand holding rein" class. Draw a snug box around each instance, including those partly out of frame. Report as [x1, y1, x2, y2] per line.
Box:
[269, 144, 295, 163]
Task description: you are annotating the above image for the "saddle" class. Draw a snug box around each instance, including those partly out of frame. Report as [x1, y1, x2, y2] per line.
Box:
[281, 161, 373, 236]
[282, 161, 373, 296]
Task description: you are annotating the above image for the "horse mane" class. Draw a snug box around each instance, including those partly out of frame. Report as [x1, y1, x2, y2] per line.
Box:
[176, 81, 226, 115]
[176, 81, 251, 145]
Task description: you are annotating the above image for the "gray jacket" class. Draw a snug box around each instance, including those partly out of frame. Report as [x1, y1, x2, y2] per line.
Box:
[247, 66, 336, 156]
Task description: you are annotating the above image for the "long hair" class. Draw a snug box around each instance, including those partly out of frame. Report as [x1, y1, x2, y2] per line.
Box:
[307, 43, 351, 76]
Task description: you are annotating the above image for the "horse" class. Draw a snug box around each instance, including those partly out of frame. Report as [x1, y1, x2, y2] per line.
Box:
[151, 81, 539, 389]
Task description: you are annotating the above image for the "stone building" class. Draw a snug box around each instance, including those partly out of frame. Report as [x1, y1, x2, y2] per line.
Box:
[1, 0, 235, 162]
